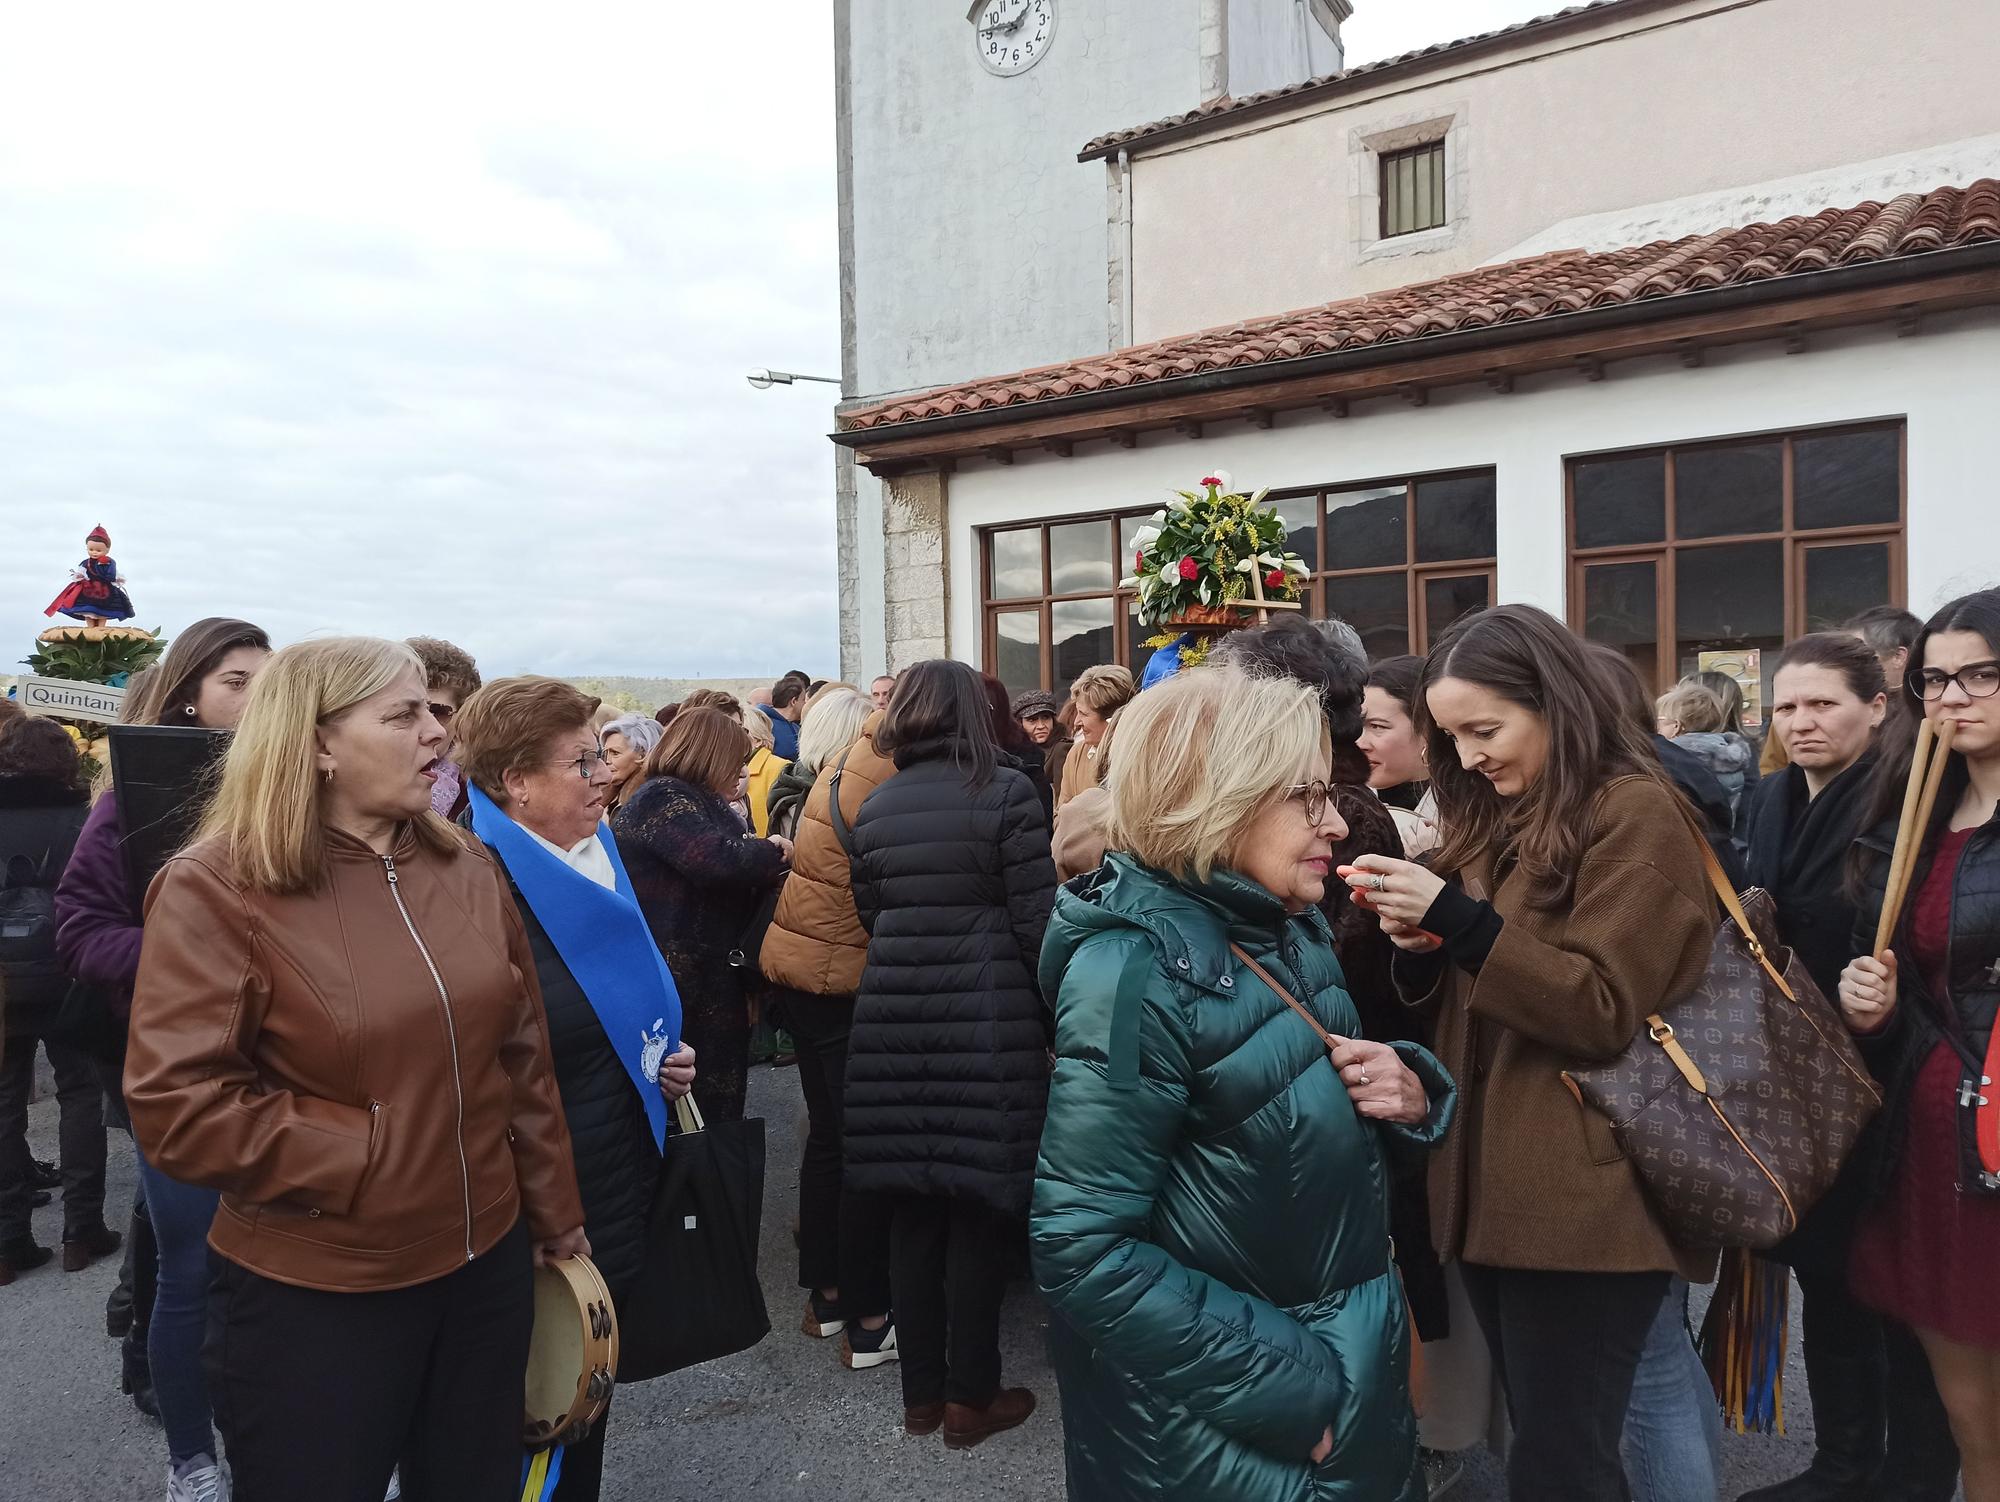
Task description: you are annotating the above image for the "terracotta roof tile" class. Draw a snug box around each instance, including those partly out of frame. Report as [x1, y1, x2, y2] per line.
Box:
[842, 184, 1999, 433]
[1079, 0, 1642, 160]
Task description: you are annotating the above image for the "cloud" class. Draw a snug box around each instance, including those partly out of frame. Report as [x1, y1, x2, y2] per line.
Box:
[0, 2, 841, 679]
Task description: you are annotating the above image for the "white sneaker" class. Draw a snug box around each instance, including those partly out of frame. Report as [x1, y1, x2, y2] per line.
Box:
[841, 1319, 900, 1370]
[166, 1455, 231, 1502]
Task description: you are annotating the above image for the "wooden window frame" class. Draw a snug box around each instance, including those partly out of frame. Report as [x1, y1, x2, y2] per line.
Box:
[1565, 419, 1907, 694]
[1379, 139, 1447, 240]
[978, 468, 1498, 690]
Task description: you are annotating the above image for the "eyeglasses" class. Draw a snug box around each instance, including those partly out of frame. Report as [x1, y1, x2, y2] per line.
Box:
[1284, 780, 1331, 825]
[1908, 662, 2000, 701]
[555, 748, 611, 780]
[427, 702, 457, 725]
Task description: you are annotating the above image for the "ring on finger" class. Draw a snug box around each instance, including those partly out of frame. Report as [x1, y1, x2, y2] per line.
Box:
[1372, 873, 1389, 894]
[1357, 1068, 1371, 1085]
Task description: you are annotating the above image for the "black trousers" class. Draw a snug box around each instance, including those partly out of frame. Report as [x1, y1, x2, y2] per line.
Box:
[207, 1219, 532, 1502]
[0, 1034, 106, 1242]
[888, 1194, 1011, 1410]
[1460, 1262, 1670, 1502]
[772, 990, 891, 1315]
[547, 1396, 610, 1502]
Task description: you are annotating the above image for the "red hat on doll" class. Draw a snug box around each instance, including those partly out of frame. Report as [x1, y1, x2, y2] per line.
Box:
[86, 525, 111, 547]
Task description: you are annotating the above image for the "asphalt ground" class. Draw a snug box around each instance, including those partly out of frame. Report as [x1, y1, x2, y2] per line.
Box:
[5, 1061, 1930, 1501]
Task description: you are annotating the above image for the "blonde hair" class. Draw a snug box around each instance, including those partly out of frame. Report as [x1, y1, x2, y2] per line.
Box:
[796, 687, 872, 775]
[1656, 681, 1726, 735]
[740, 704, 775, 752]
[197, 637, 459, 893]
[1071, 663, 1137, 718]
[1109, 666, 1327, 882]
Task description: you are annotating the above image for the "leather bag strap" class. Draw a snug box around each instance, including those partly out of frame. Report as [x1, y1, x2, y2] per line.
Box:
[1225, 939, 1425, 1411]
[1228, 942, 1336, 1054]
[1692, 836, 1796, 1002]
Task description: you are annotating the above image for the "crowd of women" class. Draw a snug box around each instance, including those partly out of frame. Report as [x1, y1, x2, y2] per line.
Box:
[0, 584, 1995, 1502]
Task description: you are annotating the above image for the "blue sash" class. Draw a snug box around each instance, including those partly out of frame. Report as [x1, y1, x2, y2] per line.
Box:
[470, 785, 679, 1152]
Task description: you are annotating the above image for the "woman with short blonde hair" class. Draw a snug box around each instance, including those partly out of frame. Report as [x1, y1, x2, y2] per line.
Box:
[769, 688, 872, 843]
[1058, 664, 1136, 810]
[1033, 664, 1453, 1501]
[126, 637, 586, 1502]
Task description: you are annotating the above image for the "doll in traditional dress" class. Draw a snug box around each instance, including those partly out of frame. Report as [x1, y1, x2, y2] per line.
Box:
[44, 525, 135, 627]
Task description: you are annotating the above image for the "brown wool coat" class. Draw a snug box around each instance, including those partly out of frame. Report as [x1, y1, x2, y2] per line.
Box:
[757, 713, 898, 999]
[1402, 775, 1720, 1282]
[1057, 736, 1099, 811]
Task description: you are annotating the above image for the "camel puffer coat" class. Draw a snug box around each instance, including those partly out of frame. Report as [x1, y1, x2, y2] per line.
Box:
[757, 714, 898, 998]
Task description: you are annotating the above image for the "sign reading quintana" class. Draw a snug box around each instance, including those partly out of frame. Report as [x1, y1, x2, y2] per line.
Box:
[18, 675, 127, 725]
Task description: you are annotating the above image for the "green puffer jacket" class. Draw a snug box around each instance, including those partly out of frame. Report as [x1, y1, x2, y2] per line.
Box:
[1032, 854, 1456, 1502]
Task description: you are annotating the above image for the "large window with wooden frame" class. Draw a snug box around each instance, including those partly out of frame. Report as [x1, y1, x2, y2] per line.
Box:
[980, 468, 1498, 696]
[1568, 420, 1905, 721]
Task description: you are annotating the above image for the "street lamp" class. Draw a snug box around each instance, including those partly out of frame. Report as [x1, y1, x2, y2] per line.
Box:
[746, 368, 841, 390]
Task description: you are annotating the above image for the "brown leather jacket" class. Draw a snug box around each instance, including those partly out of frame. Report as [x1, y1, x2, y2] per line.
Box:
[126, 825, 584, 1293]
[758, 713, 898, 998]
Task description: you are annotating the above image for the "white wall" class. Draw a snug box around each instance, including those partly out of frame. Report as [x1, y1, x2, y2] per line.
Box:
[1225, 0, 1343, 98]
[1130, 0, 2000, 339]
[935, 313, 2000, 662]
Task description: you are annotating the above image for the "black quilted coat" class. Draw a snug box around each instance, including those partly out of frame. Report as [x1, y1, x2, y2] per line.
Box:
[1852, 766, 2000, 1199]
[489, 852, 659, 1304]
[842, 739, 1058, 1219]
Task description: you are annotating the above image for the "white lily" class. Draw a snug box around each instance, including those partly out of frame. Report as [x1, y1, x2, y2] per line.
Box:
[1198, 576, 1214, 604]
[1151, 508, 1168, 522]
[1132, 524, 1161, 549]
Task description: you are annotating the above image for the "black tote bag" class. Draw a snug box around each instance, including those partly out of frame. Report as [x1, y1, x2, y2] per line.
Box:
[619, 1093, 771, 1382]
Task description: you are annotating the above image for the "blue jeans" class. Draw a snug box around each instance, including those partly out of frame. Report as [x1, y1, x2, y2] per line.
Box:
[135, 1148, 221, 1465]
[1623, 1276, 1723, 1502]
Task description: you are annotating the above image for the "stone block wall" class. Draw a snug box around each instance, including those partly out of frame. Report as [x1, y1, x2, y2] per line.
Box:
[881, 470, 949, 670]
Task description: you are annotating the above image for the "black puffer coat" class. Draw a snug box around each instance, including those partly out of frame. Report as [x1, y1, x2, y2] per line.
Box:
[492, 858, 660, 1304]
[1852, 768, 2000, 1199]
[843, 740, 1057, 1219]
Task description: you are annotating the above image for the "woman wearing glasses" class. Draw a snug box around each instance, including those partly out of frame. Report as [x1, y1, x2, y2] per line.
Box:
[406, 636, 481, 821]
[1843, 587, 2000, 1501]
[1033, 665, 1451, 1500]
[613, 708, 791, 1124]
[449, 676, 697, 1502]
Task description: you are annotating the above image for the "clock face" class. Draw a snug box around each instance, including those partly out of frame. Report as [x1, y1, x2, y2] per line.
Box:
[976, 0, 1056, 77]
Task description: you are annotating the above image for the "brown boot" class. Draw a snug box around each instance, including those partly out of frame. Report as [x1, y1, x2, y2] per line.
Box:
[943, 1387, 1037, 1449]
[62, 1223, 122, 1273]
[903, 1401, 946, 1437]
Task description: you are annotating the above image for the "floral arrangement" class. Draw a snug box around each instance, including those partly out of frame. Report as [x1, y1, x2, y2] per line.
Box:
[1122, 471, 1309, 629]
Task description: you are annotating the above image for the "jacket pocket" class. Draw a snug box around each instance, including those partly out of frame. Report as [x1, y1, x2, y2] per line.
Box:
[1576, 1095, 1624, 1166]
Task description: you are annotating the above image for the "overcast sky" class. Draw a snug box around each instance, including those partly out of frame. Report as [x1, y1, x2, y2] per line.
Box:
[1, 1, 1555, 680]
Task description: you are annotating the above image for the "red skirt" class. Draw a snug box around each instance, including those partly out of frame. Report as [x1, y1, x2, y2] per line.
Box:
[1850, 1039, 2000, 1347]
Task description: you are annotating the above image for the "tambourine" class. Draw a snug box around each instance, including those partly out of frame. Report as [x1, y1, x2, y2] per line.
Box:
[523, 1253, 618, 1447]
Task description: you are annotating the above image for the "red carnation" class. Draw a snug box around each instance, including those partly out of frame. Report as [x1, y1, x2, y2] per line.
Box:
[1179, 556, 1199, 581]
[1135, 549, 1145, 572]
[1200, 475, 1223, 489]
[1265, 568, 1286, 590]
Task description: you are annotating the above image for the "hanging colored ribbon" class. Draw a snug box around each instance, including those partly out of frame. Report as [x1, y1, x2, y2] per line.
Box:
[519, 1445, 565, 1502]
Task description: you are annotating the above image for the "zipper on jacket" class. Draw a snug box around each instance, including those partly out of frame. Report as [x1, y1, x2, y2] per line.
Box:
[383, 854, 475, 1262]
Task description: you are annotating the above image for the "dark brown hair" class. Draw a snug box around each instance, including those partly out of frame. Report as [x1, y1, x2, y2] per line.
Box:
[1854, 588, 2000, 877]
[1423, 606, 1679, 907]
[0, 717, 84, 791]
[452, 676, 601, 802]
[135, 617, 272, 726]
[877, 659, 997, 790]
[772, 675, 809, 711]
[1365, 654, 1424, 716]
[647, 707, 750, 795]
[1774, 631, 1888, 705]
[406, 637, 482, 702]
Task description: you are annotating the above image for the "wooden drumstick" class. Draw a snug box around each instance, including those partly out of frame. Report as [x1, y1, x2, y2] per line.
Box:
[1876, 719, 1956, 954]
[1873, 717, 1933, 955]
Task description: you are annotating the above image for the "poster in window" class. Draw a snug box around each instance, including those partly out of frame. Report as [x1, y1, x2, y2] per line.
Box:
[1697, 649, 1763, 728]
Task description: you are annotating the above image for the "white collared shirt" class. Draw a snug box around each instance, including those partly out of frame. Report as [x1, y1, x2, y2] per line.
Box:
[523, 824, 617, 891]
